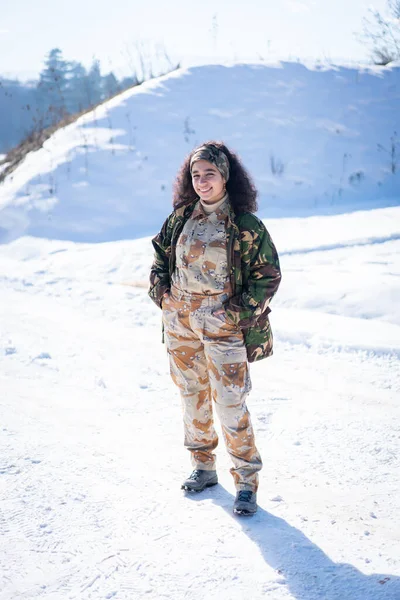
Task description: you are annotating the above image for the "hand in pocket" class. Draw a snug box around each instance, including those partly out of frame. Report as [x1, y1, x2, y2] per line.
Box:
[161, 292, 170, 308]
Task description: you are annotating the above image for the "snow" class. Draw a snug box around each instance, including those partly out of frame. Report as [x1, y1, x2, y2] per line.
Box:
[0, 155, 9, 176]
[0, 62, 399, 243]
[0, 62, 400, 599]
[1, 206, 399, 599]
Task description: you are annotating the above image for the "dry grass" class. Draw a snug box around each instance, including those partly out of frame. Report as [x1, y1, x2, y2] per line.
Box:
[0, 62, 179, 185]
[0, 110, 91, 184]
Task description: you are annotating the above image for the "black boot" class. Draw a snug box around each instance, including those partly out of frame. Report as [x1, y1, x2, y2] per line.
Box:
[233, 490, 257, 515]
[181, 469, 218, 492]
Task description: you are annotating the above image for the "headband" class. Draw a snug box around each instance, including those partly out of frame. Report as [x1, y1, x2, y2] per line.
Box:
[190, 144, 230, 182]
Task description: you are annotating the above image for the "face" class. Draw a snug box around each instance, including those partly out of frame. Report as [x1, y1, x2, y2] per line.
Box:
[191, 159, 226, 204]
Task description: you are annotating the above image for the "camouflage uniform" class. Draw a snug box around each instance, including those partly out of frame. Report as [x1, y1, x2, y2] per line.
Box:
[149, 197, 281, 491]
[171, 196, 231, 295]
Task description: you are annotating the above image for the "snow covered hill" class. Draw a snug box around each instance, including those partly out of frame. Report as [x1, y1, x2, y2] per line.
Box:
[0, 61, 399, 600]
[0, 61, 399, 243]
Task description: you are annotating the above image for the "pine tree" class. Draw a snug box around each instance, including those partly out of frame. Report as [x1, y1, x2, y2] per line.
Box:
[37, 48, 69, 125]
[0, 79, 37, 152]
[66, 61, 88, 114]
[120, 75, 139, 91]
[86, 59, 103, 106]
[102, 72, 119, 99]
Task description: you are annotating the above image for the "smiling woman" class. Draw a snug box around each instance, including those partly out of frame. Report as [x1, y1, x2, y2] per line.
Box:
[148, 141, 282, 516]
[191, 160, 226, 204]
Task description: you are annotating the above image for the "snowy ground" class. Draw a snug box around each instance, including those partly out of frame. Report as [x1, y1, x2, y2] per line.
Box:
[1, 206, 399, 600]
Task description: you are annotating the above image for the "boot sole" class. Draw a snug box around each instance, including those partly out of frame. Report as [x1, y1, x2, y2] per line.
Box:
[233, 507, 257, 516]
[181, 480, 218, 493]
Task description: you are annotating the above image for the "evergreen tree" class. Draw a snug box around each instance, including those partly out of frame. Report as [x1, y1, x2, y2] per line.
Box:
[0, 44, 178, 155]
[66, 61, 88, 113]
[0, 79, 37, 152]
[102, 72, 119, 99]
[120, 75, 139, 91]
[86, 59, 103, 106]
[37, 48, 69, 125]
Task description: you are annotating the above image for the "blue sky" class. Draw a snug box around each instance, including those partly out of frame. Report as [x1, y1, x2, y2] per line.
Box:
[0, 0, 388, 80]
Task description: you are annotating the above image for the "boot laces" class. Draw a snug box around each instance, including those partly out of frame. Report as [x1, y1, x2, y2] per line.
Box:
[189, 469, 203, 481]
[237, 490, 253, 503]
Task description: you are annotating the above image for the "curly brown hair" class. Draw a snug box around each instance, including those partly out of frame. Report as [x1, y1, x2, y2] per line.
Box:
[173, 141, 258, 214]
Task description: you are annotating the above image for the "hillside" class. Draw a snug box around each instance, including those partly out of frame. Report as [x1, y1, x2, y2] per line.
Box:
[0, 61, 399, 243]
[0, 61, 399, 600]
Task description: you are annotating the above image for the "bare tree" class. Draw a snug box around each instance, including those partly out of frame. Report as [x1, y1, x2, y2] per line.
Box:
[358, 0, 400, 65]
[122, 40, 180, 85]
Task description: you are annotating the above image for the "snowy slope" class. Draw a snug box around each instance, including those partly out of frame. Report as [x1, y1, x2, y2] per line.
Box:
[0, 61, 399, 243]
[1, 60, 400, 600]
[1, 204, 399, 600]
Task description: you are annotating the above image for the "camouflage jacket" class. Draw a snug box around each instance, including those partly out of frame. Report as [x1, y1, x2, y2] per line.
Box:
[149, 201, 281, 362]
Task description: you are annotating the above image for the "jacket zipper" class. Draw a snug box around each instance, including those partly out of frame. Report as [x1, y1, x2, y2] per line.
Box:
[169, 218, 182, 276]
[227, 220, 239, 297]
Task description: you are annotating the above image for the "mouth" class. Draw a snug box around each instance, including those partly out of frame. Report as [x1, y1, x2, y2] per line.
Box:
[198, 188, 212, 194]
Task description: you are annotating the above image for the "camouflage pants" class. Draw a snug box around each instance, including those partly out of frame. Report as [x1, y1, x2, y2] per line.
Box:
[162, 287, 262, 491]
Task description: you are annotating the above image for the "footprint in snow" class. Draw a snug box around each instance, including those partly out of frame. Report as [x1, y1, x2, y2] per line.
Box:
[0, 464, 21, 475]
[271, 495, 284, 502]
[32, 352, 52, 361]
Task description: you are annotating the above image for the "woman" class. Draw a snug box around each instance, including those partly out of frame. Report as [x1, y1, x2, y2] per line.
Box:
[149, 142, 281, 516]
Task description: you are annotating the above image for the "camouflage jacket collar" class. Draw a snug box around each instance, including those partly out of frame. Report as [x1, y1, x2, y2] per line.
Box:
[176, 199, 237, 230]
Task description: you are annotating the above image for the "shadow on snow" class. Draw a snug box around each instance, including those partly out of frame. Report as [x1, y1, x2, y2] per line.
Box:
[185, 485, 400, 600]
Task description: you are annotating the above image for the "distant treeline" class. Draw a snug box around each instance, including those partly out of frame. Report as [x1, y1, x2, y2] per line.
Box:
[0, 48, 146, 154]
